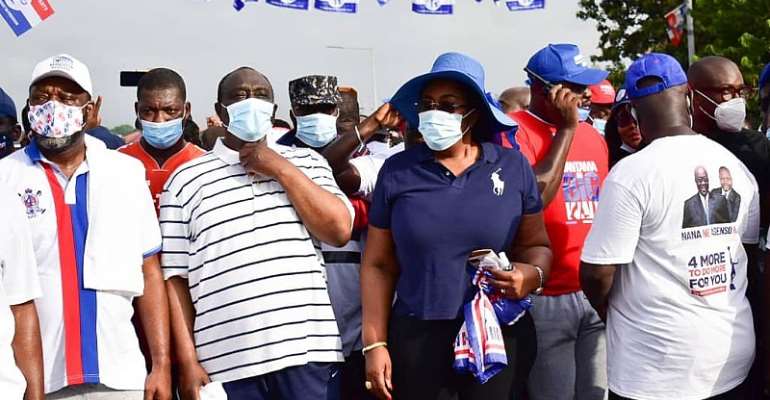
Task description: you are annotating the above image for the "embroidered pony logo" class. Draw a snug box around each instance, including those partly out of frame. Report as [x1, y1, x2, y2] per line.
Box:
[491, 168, 505, 196]
[19, 188, 46, 218]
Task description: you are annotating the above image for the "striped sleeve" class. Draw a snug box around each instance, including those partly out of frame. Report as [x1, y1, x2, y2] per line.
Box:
[159, 188, 191, 279]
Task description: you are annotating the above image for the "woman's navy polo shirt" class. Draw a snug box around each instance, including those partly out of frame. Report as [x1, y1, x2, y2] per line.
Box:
[369, 142, 543, 320]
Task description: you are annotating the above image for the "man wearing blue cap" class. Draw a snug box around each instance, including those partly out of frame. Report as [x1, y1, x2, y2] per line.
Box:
[505, 44, 609, 400]
[0, 88, 22, 159]
[581, 53, 759, 400]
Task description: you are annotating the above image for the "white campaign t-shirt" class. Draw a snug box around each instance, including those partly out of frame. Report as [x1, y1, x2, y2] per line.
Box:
[0, 183, 42, 399]
[582, 134, 759, 400]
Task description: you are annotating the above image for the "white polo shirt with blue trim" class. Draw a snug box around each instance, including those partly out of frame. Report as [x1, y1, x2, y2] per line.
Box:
[0, 136, 161, 394]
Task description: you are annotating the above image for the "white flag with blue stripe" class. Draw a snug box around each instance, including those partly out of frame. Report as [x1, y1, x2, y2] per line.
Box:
[0, 0, 54, 37]
[505, 0, 544, 11]
[412, 0, 454, 15]
[265, 0, 309, 10]
[315, 0, 358, 13]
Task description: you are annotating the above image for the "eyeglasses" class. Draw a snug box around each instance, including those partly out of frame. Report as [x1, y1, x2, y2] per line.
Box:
[415, 100, 468, 113]
[700, 85, 754, 102]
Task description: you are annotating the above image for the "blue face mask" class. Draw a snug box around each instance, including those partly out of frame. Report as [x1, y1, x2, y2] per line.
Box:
[592, 118, 607, 136]
[224, 98, 274, 142]
[578, 107, 591, 122]
[418, 109, 474, 151]
[295, 112, 338, 148]
[141, 116, 184, 149]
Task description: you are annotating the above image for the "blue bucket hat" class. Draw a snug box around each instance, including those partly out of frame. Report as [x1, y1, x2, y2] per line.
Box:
[526, 44, 608, 86]
[624, 53, 687, 100]
[389, 52, 516, 137]
[0, 88, 16, 121]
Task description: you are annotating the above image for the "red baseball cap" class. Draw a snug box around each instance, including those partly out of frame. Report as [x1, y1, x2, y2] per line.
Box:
[589, 80, 616, 105]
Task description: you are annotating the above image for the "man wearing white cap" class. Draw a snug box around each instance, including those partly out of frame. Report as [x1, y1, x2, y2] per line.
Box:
[0, 54, 171, 399]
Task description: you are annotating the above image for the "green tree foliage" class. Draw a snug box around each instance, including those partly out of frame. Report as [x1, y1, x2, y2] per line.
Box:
[578, 0, 770, 87]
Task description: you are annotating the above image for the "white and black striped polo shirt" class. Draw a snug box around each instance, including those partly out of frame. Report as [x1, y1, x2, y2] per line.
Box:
[159, 139, 351, 383]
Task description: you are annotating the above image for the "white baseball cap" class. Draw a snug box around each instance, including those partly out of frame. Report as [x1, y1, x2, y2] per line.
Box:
[30, 54, 93, 97]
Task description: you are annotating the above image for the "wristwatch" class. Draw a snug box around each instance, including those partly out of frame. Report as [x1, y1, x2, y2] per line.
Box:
[532, 265, 545, 295]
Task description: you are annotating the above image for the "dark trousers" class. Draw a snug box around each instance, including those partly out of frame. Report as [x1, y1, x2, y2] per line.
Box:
[223, 362, 340, 400]
[340, 352, 376, 400]
[609, 381, 746, 400]
[389, 313, 536, 400]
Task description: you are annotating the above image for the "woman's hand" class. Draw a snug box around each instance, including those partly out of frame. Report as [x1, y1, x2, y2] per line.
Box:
[485, 264, 541, 299]
[365, 346, 393, 400]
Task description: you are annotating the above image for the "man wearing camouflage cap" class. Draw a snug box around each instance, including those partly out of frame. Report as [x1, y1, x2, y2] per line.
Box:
[277, 75, 342, 150]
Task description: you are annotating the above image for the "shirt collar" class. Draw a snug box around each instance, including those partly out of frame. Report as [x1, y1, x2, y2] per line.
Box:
[620, 143, 637, 154]
[415, 142, 500, 164]
[212, 138, 241, 165]
[25, 134, 104, 165]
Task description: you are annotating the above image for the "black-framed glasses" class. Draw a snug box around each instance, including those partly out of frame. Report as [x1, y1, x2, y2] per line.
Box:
[415, 100, 468, 113]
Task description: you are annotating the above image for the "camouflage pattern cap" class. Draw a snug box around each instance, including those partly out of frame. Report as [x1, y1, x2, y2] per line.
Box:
[289, 75, 343, 107]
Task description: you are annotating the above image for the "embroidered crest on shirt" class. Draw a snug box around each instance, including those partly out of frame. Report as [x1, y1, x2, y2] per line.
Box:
[19, 188, 46, 218]
[491, 168, 504, 196]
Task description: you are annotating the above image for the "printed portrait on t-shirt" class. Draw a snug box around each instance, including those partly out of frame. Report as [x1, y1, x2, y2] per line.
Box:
[681, 166, 733, 229]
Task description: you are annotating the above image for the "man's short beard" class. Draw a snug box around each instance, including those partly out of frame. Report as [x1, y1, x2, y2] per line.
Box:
[35, 130, 84, 153]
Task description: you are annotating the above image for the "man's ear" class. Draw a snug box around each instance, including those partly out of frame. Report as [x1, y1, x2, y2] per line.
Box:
[272, 104, 278, 120]
[134, 101, 139, 116]
[215, 102, 228, 126]
[12, 124, 22, 141]
[185, 102, 192, 120]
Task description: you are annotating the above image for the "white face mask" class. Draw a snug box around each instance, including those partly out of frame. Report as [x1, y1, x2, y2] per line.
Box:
[223, 98, 275, 142]
[418, 109, 475, 151]
[694, 89, 746, 133]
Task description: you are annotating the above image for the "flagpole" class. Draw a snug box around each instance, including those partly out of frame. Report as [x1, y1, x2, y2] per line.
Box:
[686, 0, 695, 65]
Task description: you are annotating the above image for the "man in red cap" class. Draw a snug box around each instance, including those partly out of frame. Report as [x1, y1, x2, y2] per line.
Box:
[588, 80, 615, 135]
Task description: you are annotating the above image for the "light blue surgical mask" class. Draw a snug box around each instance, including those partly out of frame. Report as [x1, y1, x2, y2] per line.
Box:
[418, 109, 475, 151]
[578, 107, 591, 122]
[295, 112, 338, 148]
[592, 118, 607, 136]
[224, 98, 274, 142]
[141, 116, 184, 149]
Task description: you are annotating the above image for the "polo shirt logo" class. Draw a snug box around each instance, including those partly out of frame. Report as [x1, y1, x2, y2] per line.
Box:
[491, 168, 505, 196]
[19, 188, 46, 218]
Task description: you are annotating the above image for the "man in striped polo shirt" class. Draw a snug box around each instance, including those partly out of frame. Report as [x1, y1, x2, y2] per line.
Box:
[162, 67, 354, 400]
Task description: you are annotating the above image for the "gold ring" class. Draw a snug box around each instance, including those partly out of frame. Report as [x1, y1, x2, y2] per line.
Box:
[365, 381, 373, 390]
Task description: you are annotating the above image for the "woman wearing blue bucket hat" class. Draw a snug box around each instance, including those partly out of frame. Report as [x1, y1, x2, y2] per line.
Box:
[360, 52, 552, 399]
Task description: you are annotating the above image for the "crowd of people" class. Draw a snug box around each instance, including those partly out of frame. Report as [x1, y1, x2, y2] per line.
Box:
[2, 42, 770, 400]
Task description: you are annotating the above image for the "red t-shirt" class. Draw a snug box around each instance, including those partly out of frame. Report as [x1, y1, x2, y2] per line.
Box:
[503, 110, 609, 296]
[119, 141, 205, 214]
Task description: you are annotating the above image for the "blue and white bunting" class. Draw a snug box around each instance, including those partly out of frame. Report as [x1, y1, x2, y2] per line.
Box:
[412, 0, 454, 15]
[315, 0, 358, 13]
[505, 0, 544, 11]
[265, 0, 309, 10]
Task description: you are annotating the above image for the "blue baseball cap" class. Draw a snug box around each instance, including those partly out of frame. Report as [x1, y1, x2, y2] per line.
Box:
[390, 52, 516, 138]
[0, 88, 16, 121]
[526, 44, 608, 86]
[624, 53, 687, 100]
[759, 63, 770, 91]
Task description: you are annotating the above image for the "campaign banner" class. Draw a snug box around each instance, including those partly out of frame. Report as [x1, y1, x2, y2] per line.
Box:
[266, 0, 309, 10]
[315, 0, 358, 13]
[505, 0, 544, 11]
[412, 0, 454, 15]
[0, 0, 54, 37]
